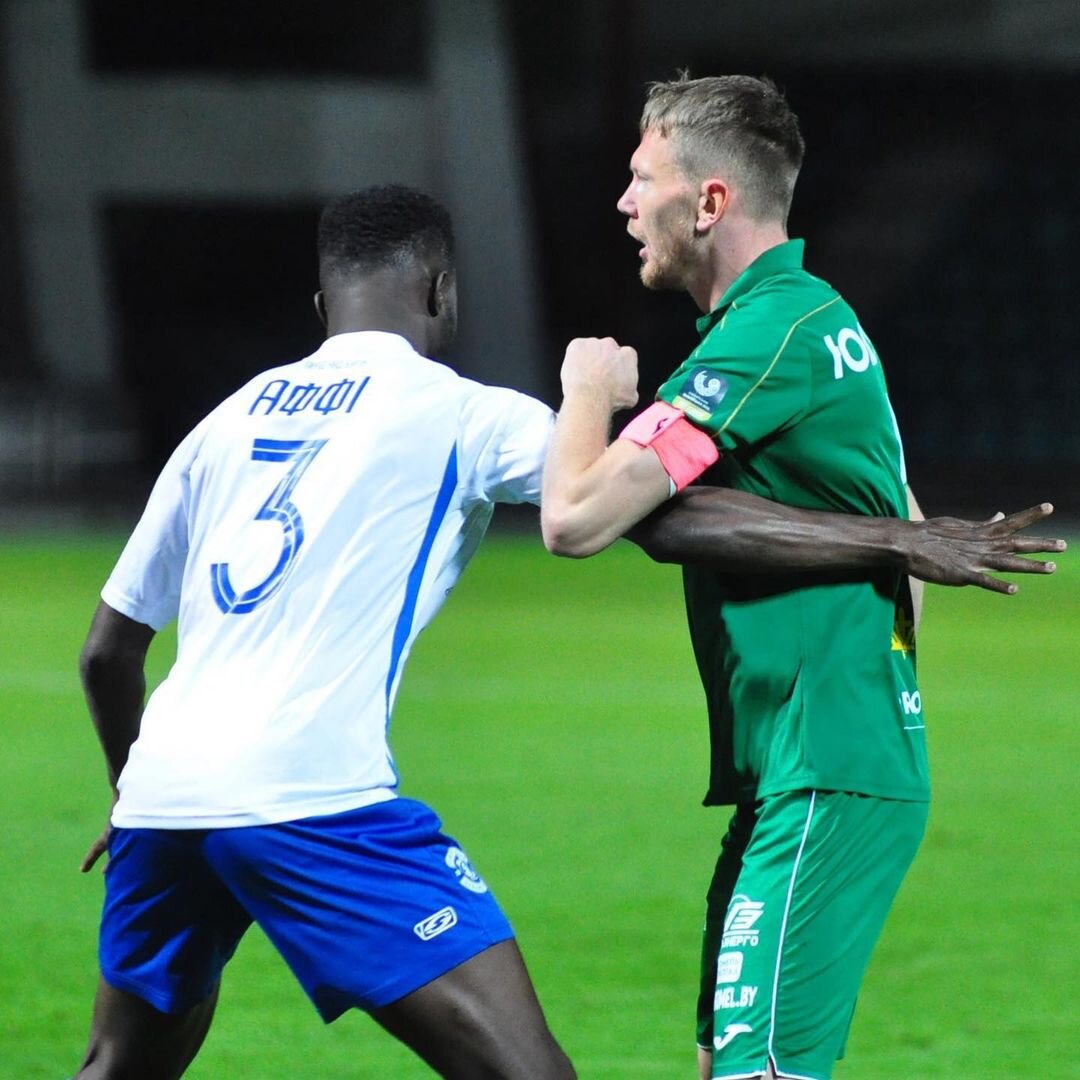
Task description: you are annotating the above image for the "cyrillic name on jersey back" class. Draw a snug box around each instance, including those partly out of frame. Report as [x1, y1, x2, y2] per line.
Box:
[248, 376, 371, 417]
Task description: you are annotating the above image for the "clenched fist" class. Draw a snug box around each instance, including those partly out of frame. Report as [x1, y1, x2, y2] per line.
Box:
[560, 337, 640, 412]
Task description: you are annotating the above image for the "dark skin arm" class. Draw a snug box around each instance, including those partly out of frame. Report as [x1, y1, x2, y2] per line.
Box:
[78, 601, 156, 872]
[627, 489, 1065, 595]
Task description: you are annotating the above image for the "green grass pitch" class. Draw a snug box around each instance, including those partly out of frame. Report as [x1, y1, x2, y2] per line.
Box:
[1, 525, 1075, 1078]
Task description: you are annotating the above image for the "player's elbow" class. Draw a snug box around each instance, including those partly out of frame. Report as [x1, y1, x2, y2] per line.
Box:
[540, 504, 607, 558]
[79, 641, 117, 694]
[79, 605, 155, 689]
[79, 638, 133, 688]
[622, 521, 674, 564]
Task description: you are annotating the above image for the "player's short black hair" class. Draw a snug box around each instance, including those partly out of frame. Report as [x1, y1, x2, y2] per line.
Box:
[317, 184, 454, 282]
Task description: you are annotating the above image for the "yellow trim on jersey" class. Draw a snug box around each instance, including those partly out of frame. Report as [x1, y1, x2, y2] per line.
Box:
[716, 295, 843, 437]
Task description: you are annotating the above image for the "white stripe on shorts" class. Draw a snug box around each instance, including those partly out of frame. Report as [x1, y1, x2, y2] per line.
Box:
[766, 792, 817, 1065]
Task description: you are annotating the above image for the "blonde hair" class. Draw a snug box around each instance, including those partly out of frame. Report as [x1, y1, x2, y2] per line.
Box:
[641, 74, 804, 225]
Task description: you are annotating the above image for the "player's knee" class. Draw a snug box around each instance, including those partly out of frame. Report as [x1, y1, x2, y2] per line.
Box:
[472, 1024, 576, 1079]
[73, 1047, 138, 1080]
[482, 1024, 576, 1079]
[550, 1041, 577, 1078]
[532, 1043, 576, 1080]
[74, 1036, 185, 1080]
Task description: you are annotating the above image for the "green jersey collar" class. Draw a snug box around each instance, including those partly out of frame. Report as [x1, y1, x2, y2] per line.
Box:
[696, 239, 805, 337]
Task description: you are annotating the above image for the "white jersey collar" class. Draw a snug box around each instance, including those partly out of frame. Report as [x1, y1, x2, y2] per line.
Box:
[305, 331, 418, 368]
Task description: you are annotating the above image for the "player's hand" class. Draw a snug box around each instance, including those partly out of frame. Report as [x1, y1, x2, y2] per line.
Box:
[560, 337, 639, 412]
[900, 502, 1067, 594]
[80, 810, 115, 873]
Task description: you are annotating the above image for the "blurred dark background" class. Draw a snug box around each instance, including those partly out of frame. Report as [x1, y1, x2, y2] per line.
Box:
[1, 0, 1077, 521]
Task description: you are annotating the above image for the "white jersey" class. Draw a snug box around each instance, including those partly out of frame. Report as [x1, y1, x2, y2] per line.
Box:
[103, 331, 554, 828]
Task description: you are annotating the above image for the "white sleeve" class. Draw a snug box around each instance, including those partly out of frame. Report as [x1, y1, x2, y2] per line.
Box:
[459, 386, 554, 507]
[100, 418, 209, 631]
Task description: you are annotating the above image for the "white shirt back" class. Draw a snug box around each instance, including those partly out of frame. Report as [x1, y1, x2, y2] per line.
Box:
[103, 332, 554, 828]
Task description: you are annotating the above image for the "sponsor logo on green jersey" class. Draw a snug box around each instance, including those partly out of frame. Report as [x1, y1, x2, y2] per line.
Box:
[672, 366, 728, 423]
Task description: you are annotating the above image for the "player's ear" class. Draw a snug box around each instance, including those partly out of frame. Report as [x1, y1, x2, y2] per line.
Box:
[696, 179, 729, 233]
[428, 270, 453, 318]
[313, 291, 328, 328]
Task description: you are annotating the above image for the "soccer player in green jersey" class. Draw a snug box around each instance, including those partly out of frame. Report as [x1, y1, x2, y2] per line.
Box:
[540, 74, 1053, 1080]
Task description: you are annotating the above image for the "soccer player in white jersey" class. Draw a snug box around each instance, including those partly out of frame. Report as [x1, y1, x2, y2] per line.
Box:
[74, 185, 576, 1079]
[72, 184, 1063, 1079]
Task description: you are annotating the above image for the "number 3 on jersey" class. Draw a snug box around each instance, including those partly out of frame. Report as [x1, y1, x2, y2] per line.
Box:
[211, 438, 328, 614]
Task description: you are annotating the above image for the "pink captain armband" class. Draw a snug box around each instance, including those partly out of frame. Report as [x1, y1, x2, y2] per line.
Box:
[617, 401, 719, 492]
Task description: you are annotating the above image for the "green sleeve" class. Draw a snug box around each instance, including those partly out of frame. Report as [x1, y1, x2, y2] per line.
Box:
[657, 300, 812, 452]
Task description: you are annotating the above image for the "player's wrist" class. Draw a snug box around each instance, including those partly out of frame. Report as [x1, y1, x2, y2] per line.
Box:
[560, 382, 625, 418]
[882, 517, 919, 571]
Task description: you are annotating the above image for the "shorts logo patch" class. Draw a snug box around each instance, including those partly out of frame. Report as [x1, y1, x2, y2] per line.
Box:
[414, 906, 458, 941]
[713, 1022, 753, 1052]
[722, 895, 764, 948]
[716, 951, 744, 984]
[445, 846, 489, 894]
[671, 366, 728, 424]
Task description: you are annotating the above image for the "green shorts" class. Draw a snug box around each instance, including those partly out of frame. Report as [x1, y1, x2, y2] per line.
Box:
[697, 790, 928, 1080]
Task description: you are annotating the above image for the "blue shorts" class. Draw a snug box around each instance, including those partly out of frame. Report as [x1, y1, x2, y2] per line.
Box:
[99, 798, 515, 1022]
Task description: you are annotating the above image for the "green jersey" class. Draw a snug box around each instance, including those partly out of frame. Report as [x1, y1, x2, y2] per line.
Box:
[657, 240, 928, 805]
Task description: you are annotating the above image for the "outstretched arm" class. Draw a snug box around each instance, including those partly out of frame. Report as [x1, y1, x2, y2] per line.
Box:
[540, 336, 1065, 593]
[79, 600, 155, 871]
[628, 489, 1064, 595]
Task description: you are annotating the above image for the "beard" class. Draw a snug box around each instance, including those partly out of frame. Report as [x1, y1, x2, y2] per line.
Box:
[640, 250, 688, 291]
[638, 200, 698, 292]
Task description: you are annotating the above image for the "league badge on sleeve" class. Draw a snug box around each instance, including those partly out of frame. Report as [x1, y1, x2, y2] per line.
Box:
[671, 367, 729, 424]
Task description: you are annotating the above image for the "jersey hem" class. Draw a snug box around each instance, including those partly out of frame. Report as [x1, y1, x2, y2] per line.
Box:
[111, 787, 397, 829]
